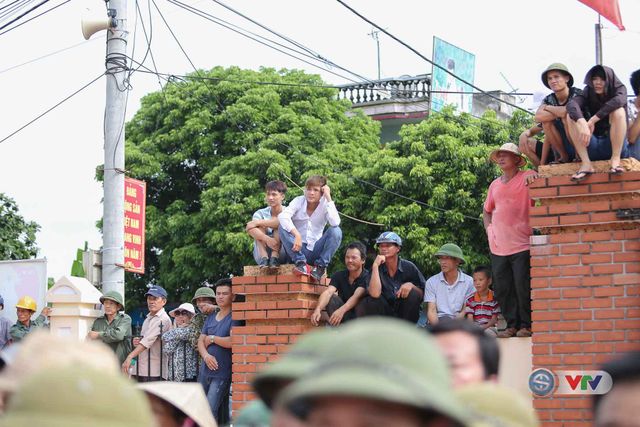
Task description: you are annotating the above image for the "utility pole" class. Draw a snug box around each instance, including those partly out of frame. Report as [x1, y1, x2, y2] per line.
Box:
[368, 28, 381, 80]
[102, 0, 127, 301]
[595, 14, 603, 65]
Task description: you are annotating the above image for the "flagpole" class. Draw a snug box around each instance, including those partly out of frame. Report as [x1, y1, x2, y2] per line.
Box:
[595, 14, 603, 65]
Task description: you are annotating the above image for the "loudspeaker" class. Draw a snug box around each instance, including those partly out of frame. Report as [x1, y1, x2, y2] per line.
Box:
[81, 8, 113, 40]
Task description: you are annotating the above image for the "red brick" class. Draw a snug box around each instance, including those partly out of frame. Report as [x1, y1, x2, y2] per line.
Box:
[528, 177, 548, 188]
[563, 354, 594, 365]
[246, 354, 268, 363]
[613, 273, 640, 285]
[531, 267, 562, 277]
[233, 345, 257, 354]
[582, 299, 612, 309]
[245, 310, 267, 320]
[266, 310, 289, 319]
[277, 300, 310, 309]
[562, 310, 592, 320]
[531, 216, 559, 227]
[267, 284, 288, 293]
[534, 333, 562, 343]
[533, 399, 563, 409]
[559, 185, 591, 196]
[551, 299, 581, 309]
[626, 263, 640, 273]
[532, 289, 562, 299]
[552, 343, 582, 354]
[582, 320, 614, 330]
[592, 264, 624, 275]
[595, 331, 625, 341]
[532, 311, 562, 321]
[231, 335, 245, 345]
[563, 400, 593, 410]
[232, 311, 246, 321]
[532, 322, 551, 332]
[580, 200, 611, 212]
[256, 275, 279, 284]
[561, 244, 591, 254]
[531, 278, 550, 289]
[628, 331, 640, 341]
[244, 284, 267, 294]
[594, 309, 625, 319]
[267, 335, 289, 344]
[615, 342, 640, 352]
[531, 257, 549, 267]
[611, 198, 640, 209]
[233, 276, 256, 285]
[232, 373, 247, 383]
[614, 252, 640, 263]
[583, 343, 614, 353]
[561, 266, 591, 276]
[289, 283, 318, 293]
[289, 309, 313, 318]
[626, 308, 640, 318]
[532, 344, 550, 355]
[277, 274, 310, 283]
[234, 302, 256, 311]
[256, 301, 278, 310]
[550, 255, 580, 266]
[277, 325, 306, 334]
[549, 203, 579, 215]
[550, 233, 581, 243]
[623, 229, 640, 239]
[233, 326, 257, 335]
[530, 205, 548, 216]
[594, 287, 625, 297]
[581, 231, 612, 242]
[559, 214, 590, 225]
[590, 212, 619, 223]
[627, 285, 640, 295]
[256, 345, 278, 354]
[562, 288, 592, 298]
[581, 253, 611, 263]
[232, 354, 245, 363]
[530, 187, 558, 197]
[255, 326, 277, 335]
[246, 335, 267, 344]
[582, 276, 613, 286]
[563, 332, 594, 342]
[531, 245, 559, 256]
[550, 277, 581, 288]
[554, 321, 581, 331]
[591, 182, 623, 193]
[533, 355, 562, 366]
[622, 180, 640, 190]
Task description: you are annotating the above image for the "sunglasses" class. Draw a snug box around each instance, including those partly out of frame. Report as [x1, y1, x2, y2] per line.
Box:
[174, 310, 191, 316]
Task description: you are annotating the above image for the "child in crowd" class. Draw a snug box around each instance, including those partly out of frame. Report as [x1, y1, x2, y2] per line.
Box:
[465, 266, 500, 336]
[246, 180, 288, 268]
[627, 69, 640, 160]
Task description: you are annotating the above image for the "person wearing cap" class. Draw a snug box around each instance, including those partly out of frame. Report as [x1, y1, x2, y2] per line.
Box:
[593, 351, 640, 427]
[246, 180, 288, 269]
[162, 302, 198, 382]
[627, 69, 640, 160]
[278, 175, 342, 281]
[0, 295, 12, 350]
[566, 64, 630, 181]
[187, 285, 219, 351]
[198, 278, 240, 422]
[530, 63, 582, 166]
[457, 382, 539, 427]
[9, 296, 50, 343]
[87, 291, 132, 364]
[122, 285, 173, 382]
[310, 241, 370, 326]
[424, 243, 475, 325]
[138, 381, 217, 427]
[277, 317, 469, 427]
[484, 143, 537, 338]
[359, 231, 425, 323]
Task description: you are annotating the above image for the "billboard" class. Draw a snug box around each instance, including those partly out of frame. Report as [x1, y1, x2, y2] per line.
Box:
[430, 37, 476, 114]
[124, 177, 146, 274]
[0, 258, 47, 324]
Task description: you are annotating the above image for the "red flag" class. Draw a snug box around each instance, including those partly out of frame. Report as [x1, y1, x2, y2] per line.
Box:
[579, 0, 625, 30]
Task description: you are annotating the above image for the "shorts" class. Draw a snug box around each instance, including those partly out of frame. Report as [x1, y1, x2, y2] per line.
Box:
[587, 134, 630, 161]
[554, 120, 576, 161]
[628, 137, 640, 160]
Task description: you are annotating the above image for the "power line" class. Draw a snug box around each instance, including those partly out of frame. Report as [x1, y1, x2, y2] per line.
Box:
[0, 72, 105, 145]
[335, 0, 533, 116]
[0, 0, 69, 36]
[0, 0, 49, 31]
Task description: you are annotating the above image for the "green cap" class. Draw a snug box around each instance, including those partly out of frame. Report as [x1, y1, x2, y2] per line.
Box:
[435, 243, 466, 264]
[277, 317, 468, 425]
[252, 328, 338, 407]
[191, 286, 216, 303]
[233, 399, 272, 426]
[541, 63, 574, 89]
[0, 366, 153, 427]
[456, 383, 539, 427]
[100, 290, 124, 309]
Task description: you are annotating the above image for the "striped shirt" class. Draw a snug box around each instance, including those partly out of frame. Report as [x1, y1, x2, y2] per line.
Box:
[465, 291, 500, 326]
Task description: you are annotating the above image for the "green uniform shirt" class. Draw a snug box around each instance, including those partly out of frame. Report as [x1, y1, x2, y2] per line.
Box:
[10, 315, 48, 342]
[91, 313, 133, 364]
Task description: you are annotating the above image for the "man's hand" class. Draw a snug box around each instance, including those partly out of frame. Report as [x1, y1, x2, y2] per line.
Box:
[577, 119, 592, 146]
[587, 116, 599, 135]
[395, 283, 414, 299]
[293, 234, 302, 252]
[525, 172, 539, 186]
[373, 254, 386, 267]
[204, 354, 218, 370]
[265, 236, 279, 251]
[87, 331, 100, 340]
[245, 220, 261, 231]
[132, 337, 141, 347]
[322, 185, 332, 202]
[328, 308, 345, 326]
[310, 310, 322, 326]
[122, 357, 132, 374]
[200, 303, 217, 315]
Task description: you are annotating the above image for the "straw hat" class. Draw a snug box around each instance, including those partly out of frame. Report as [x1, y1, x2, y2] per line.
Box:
[168, 303, 195, 318]
[138, 382, 217, 427]
[489, 143, 526, 168]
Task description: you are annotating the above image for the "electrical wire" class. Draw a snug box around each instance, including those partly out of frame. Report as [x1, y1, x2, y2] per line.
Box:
[0, 0, 48, 31]
[0, 72, 105, 145]
[0, 0, 68, 36]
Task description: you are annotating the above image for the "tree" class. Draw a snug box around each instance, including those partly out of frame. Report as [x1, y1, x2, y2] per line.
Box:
[0, 193, 39, 260]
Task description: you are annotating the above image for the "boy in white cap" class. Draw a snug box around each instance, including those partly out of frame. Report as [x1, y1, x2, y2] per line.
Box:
[483, 143, 537, 338]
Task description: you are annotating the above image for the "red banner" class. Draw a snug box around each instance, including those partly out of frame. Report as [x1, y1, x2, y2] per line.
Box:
[578, 0, 625, 30]
[124, 177, 146, 274]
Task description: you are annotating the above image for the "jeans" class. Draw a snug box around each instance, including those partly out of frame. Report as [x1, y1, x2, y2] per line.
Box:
[278, 225, 342, 267]
[491, 250, 531, 329]
[200, 376, 231, 422]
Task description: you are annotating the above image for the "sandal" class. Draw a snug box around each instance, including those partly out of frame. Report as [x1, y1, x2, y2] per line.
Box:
[609, 165, 624, 175]
[570, 170, 594, 182]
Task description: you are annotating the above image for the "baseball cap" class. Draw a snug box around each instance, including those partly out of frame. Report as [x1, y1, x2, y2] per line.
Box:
[145, 286, 168, 299]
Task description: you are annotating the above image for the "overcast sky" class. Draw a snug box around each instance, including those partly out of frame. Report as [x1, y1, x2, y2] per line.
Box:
[1, 0, 639, 282]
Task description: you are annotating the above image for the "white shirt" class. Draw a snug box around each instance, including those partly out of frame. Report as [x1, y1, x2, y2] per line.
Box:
[424, 270, 475, 319]
[278, 195, 340, 251]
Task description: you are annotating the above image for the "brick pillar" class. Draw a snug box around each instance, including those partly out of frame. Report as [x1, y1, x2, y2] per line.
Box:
[231, 266, 324, 413]
[529, 160, 640, 425]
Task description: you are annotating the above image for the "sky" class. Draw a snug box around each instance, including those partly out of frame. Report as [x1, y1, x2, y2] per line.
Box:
[1, 0, 639, 282]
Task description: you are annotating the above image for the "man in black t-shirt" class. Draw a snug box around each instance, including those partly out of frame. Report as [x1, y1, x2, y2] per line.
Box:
[310, 241, 369, 326]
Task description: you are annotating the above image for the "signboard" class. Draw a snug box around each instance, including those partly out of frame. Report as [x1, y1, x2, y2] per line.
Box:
[124, 177, 146, 274]
[0, 258, 47, 324]
[430, 37, 476, 114]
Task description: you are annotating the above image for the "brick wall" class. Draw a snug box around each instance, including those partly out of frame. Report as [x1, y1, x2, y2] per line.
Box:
[529, 167, 640, 425]
[231, 270, 325, 412]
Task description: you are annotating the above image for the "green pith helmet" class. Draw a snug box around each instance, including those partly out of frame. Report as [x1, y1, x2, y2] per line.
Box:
[100, 291, 124, 309]
[541, 63, 574, 89]
[252, 328, 338, 408]
[0, 366, 153, 427]
[191, 287, 216, 304]
[435, 243, 466, 264]
[278, 317, 468, 425]
[233, 399, 272, 426]
[456, 383, 539, 427]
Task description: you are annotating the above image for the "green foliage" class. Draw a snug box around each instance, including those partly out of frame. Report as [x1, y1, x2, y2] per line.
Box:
[117, 66, 530, 307]
[0, 193, 40, 260]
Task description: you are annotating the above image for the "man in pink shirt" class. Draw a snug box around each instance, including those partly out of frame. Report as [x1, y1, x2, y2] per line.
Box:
[483, 143, 538, 338]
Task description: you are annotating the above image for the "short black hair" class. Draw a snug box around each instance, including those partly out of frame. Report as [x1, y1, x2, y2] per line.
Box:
[427, 318, 500, 378]
[213, 277, 232, 292]
[630, 69, 640, 96]
[473, 265, 491, 279]
[593, 351, 640, 412]
[265, 180, 287, 194]
[345, 241, 367, 261]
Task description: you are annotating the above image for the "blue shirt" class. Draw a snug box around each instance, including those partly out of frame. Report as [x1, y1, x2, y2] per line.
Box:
[424, 270, 475, 319]
[252, 206, 275, 236]
[199, 312, 240, 380]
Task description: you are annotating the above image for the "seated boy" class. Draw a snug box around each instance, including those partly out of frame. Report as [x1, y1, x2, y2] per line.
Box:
[566, 65, 629, 181]
[464, 266, 500, 336]
[628, 69, 640, 160]
[278, 175, 342, 281]
[246, 180, 287, 268]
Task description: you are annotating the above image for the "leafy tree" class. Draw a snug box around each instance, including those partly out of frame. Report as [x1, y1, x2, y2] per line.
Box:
[0, 193, 39, 260]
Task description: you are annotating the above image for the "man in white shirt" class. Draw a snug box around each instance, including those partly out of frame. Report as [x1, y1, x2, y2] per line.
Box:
[278, 175, 342, 281]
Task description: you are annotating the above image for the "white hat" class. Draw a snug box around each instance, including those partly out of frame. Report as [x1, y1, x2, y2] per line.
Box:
[489, 142, 527, 168]
[168, 303, 195, 317]
[138, 382, 217, 427]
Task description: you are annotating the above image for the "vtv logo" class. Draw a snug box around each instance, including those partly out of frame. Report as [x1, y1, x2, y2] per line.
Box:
[557, 370, 613, 395]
